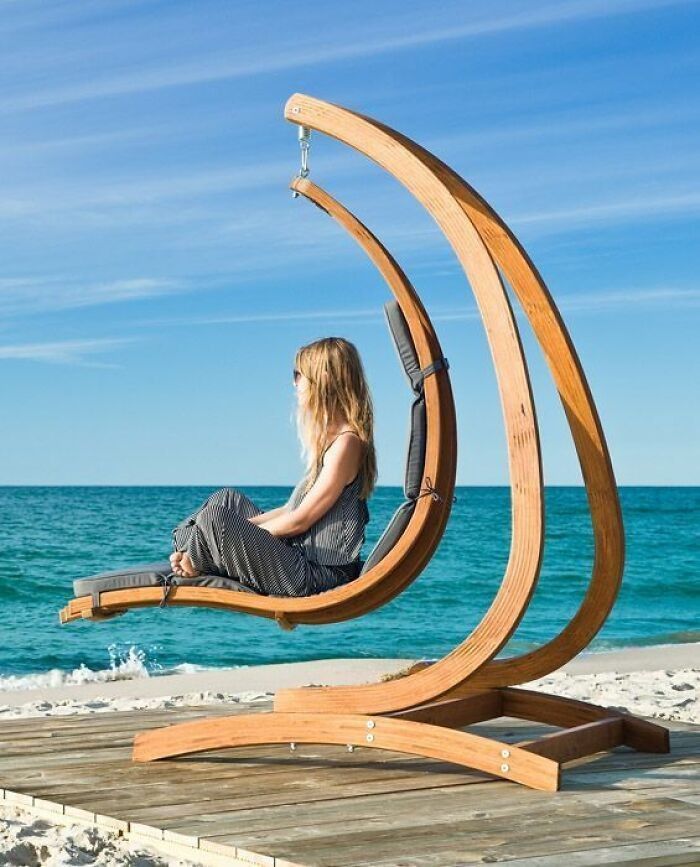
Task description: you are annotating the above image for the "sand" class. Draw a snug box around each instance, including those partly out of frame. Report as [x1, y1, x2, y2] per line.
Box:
[0, 643, 697, 865]
[0, 806, 199, 866]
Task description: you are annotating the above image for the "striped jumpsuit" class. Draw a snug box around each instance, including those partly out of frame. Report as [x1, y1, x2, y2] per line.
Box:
[171, 434, 370, 597]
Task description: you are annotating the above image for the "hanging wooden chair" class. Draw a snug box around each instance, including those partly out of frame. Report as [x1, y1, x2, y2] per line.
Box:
[59, 179, 458, 630]
[65, 93, 670, 791]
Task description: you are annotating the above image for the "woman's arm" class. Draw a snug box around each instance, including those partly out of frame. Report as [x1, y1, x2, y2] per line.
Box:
[248, 506, 288, 526]
[258, 436, 362, 538]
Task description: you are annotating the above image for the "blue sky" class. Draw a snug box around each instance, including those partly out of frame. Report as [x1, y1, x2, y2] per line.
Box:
[1, 0, 698, 486]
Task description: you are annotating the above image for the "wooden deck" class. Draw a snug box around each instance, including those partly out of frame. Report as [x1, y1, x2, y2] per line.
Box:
[1, 703, 698, 866]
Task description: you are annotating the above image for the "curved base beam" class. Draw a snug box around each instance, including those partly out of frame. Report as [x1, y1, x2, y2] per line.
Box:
[134, 709, 559, 791]
[132, 688, 669, 793]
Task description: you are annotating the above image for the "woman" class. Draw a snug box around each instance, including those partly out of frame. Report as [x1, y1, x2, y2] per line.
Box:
[168, 337, 377, 597]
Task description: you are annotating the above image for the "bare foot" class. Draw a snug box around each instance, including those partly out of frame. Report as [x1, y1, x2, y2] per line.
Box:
[177, 552, 201, 578]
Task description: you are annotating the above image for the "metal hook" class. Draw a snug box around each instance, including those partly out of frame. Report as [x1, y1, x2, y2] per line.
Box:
[291, 126, 311, 198]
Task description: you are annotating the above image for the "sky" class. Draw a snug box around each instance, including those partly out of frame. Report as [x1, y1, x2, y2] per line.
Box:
[0, 0, 698, 486]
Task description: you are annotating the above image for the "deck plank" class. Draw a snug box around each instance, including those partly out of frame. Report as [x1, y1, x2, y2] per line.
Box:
[0, 706, 697, 866]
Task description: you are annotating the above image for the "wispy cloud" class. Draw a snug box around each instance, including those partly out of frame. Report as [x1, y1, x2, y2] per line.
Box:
[297, 188, 700, 258]
[0, 337, 135, 366]
[1, 0, 690, 113]
[137, 286, 700, 330]
[561, 286, 700, 312]
[431, 286, 700, 319]
[0, 126, 172, 158]
[0, 152, 361, 223]
[429, 101, 700, 153]
[512, 191, 700, 230]
[0, 0, 157, 37]
[0, 276, 185, 317]
[166, 307, 394, 326]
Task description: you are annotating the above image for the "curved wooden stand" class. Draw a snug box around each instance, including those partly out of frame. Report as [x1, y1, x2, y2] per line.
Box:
[133, 688, 668, 792]
[130, 94, 669, 790]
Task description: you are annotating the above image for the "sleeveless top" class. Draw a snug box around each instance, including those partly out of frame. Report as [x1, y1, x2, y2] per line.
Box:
[285, 433, 370, 570]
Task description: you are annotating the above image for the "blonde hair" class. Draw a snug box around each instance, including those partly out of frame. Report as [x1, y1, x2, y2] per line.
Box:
[293, 337, 377, 501]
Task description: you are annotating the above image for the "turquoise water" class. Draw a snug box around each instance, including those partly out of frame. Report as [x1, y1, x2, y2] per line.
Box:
[0, 486, 697, 688]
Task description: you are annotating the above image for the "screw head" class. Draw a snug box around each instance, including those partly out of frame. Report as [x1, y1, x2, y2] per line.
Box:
[501, 749, 510, 758]
[366, 720, 375, 729]
[366, 733, 375, 743]
[500, 763, 510, 773]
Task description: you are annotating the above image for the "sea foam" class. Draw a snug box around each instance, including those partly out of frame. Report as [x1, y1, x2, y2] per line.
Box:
[0, 644, 216, 692]
[0, 644, 151, 692]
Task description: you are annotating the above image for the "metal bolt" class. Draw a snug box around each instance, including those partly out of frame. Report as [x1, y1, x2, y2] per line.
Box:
[291, 106, 300, 113]
[501, 749, 510, 758]
[347, 744, 354, 753]
[366, 720, 375, 729]
[500, 763, 509, 773]
[366, 733, 375, 743]
[289, 742, 296, 751]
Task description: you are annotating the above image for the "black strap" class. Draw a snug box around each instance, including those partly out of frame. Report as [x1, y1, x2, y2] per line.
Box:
[416, 476, 457, 504]
[158, 573, 178, 608]
[420, 356, 449, 379]
[408, 356, 449, 392]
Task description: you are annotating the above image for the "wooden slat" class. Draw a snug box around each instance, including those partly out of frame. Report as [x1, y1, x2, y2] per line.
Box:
[517, 717, 625, 762]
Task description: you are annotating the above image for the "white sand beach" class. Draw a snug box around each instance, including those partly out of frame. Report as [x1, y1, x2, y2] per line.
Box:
[0, 642, 697, 723]
[1, 643, 697, 865]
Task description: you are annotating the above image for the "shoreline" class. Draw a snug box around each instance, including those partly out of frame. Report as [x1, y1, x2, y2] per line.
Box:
[0, 641, 697, 717]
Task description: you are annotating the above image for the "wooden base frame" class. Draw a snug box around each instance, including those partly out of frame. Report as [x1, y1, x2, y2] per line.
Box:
[133, 688, 670, 792]
[127, 92, 669, 790]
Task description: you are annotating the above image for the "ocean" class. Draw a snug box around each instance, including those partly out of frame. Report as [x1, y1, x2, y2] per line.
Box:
[0, 486, 697, 691]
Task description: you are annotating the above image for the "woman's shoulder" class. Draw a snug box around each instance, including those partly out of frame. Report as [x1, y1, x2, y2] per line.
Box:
[323, 429, 363, 451]
[322, 430, 364, 463]
[321, 430, 364, 486]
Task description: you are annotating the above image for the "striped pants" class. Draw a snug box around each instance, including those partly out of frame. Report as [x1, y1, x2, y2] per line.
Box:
[171, 488, 312, 597]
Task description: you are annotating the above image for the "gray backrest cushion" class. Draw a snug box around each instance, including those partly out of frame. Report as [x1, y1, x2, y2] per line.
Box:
[360, 501, 416, 575]
[74, 561, 256, 598]
[383, 299, 427, 499]
[359, 301, 428, 576]
[384, 300, 423, 392]
[406, 394, 427, 499]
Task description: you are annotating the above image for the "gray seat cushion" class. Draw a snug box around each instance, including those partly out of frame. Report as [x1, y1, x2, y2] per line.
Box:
[74, 561, 257, 600]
